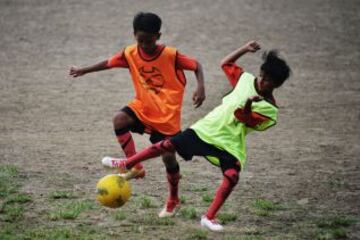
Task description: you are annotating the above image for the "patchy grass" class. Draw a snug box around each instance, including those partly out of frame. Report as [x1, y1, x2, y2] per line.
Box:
[113, 210, 126, 221]
[130, 213, 175, 226]
[0, 164, 31, 223]
[189, 186, 209, 192]
[316, 228, 347, 240]
[0, 168, 357, 240]
[225, 236, 265, 240]
[0, 165, 19, 177]
[331, 228, 347, 238]
[186, 229, 208, 240]
[0, 165, 20, 198]
[137, 196, 155, 209]
[0, 181, 18, 198]
[49, 200, 96, 220]
[202, 193, 213, 204]
[180, 195, 187, 204]
[49, 190, 75, 200]
[1, 204, 25, 222]
[242, 227, 262, 236]
[251, 198, 283, 217]
[180, 207, 198, 220]
[0, 226, 110, 240]
[4, 193, 31, 204]
[316, 215, 356, 228]
[328, 177, 347, 189]
[217, 212, 237, 224]
[0, 225, 19, 240]
[156, 217, 176, 226]
[315, 215, 357, 240]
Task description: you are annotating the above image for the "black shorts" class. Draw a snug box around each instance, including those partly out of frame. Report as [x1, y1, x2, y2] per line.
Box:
[170, 129, 241, 172]
[121, 106, 178, 143]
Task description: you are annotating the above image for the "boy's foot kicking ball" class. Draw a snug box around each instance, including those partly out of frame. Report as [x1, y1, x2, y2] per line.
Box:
[101, 156, 145, 180]
[101, 156, 126, 168]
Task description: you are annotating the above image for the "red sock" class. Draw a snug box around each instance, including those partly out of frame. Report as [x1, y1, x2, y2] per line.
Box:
[167, 170, 180, 202]
[116, 132, 143, 170]
[116, 132, 136, 157]
[206, 169, 238, 219]
[125, 139, 175, 169]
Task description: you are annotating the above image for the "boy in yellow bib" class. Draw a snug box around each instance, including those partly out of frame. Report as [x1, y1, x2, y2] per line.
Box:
[103, 40, 291, 231]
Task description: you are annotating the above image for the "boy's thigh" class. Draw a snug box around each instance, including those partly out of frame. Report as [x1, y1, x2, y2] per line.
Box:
[170, 128, 215, 160]
[218, 153, 241, 173]
[116, 106, 146, 134]
[118, 107, 178, 152]
[149, 130, 180, 144]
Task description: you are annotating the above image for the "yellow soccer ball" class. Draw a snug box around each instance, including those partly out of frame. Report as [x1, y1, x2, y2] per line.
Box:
[96, 174, 131, 208]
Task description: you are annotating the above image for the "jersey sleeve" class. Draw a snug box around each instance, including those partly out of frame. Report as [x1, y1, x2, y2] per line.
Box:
[107, 50, 129, 68]
[176, 52, 198, 71]
[221, 63, 244, 88]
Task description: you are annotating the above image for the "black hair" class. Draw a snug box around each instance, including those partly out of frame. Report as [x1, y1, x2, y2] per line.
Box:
[260, 50, 291, 88]
[133, 12, 162, 34]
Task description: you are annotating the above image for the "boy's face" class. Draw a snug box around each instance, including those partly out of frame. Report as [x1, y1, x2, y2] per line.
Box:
[259, 72, 275, 93]
[134, 31, 160, 54]
[260, 79, 274, 92]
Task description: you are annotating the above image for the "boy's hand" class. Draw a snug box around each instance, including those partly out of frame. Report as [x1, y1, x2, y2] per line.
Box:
[193, 87, 205, 108]
[245, 41, 261, 53]
[243, 95, 263, 114]
[69, 66, 85, 77]
[248, 95, 263, 102]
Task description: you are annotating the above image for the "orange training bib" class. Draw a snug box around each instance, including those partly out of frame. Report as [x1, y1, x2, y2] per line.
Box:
[124, 44, 185, 135]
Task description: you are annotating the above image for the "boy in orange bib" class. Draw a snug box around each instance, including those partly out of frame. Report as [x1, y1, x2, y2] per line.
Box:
[69, 12, 205, 216]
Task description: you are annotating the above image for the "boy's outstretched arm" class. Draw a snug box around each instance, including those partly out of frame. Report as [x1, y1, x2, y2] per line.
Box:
[220, 41, 261, 65]
[69, 60, 109, 77]
[193, 62, 206, 108]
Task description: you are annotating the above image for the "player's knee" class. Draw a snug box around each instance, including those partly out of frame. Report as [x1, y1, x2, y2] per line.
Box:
[152, 139, 175, 155]
[113, 113, 123, 127]
[161, 139, 176, 152]
[113, 112, 131, 130]
[223, 168, 239, 186]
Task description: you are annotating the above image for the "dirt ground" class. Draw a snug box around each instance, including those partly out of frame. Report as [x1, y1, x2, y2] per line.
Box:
[1, 0, 359, 239]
